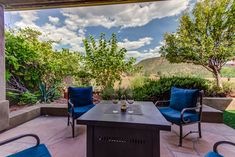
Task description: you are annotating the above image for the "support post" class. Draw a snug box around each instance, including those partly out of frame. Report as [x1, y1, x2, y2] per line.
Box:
[0, 4, 9, 131]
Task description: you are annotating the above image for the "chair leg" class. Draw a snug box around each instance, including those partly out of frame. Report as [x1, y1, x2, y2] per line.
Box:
[72, 118, 75, 138]
[198, 122, 202, 138]
[67, 115, 70, 126]
[179, 125, 183, 147]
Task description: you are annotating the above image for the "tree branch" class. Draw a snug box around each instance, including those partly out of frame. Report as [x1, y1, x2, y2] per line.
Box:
[8, 75, 28, 93]
[201, 64, 213, 73]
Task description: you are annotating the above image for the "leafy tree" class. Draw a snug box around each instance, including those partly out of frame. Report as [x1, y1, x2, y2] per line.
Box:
[83, 33, 136, 90]
[160, 0, 235, 88]
[6, 28, 81, 95]
[41, 48, 81, 86]
[5, 29, 42, 92]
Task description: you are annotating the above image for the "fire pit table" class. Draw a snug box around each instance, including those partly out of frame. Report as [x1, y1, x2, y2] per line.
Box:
[77, 101, 171, 157]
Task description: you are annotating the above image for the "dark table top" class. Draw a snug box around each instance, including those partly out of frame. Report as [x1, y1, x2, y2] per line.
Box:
[77, 101, 171, 131]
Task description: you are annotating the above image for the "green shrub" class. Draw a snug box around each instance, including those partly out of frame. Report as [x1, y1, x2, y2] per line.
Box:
[7, 91, 39, 106]
[206, 81, 233, 97]
[101, 86, 133, 100]
[130, 76, 149, 89]
[116, 87, 127, 100]
[133, 76, 209, 101]
[19, 92, 38, 105]
[54, 89, 62, 100]
[100, 86, 115, 100]
[6, 91, 20, 106]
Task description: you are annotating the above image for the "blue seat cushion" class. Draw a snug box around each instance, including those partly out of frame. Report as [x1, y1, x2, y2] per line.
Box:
[159, 107, 199, 124]
[70, 104, 95, 118]
[170, 87, 199, 111]
[68, 86, 93, 107]
[7, 144, 51, 157]
[204, 152, 223, 157]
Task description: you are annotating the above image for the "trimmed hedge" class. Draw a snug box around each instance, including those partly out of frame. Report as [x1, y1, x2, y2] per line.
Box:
[133, 76, 209, 101]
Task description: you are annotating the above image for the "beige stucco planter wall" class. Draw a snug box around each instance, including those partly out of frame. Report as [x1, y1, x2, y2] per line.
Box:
[0, 100, 9, 131]
[203, 97, 235, 111]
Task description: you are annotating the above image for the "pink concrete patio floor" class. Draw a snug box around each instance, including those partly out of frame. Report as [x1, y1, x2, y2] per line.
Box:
[0, 116, 235, 157]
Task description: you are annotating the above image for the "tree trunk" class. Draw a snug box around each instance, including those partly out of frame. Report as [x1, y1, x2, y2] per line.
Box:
[213, 69, 223, 89]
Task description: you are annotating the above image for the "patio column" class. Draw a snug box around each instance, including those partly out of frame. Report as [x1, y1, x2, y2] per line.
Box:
[0, 4, 9, 131]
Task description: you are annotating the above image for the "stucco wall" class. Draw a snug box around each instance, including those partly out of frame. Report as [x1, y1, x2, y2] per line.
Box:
[0, 4, 9, 131]
[0, 4, 5, 100]
[0, 100, 9, 131]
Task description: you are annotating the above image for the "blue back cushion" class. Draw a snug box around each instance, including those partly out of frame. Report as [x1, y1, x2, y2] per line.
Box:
[169, 87, 199, 111]
[68, 86, 93, 107]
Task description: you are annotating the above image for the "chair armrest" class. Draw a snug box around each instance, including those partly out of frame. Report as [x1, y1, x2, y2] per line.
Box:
[0, 134, 40, 147]
[68, 99, 75, 114]
[180, 105, 202, 123]
[213, 141, 235, 154]
[155, 100, 170, 106]
[68, 99, 74, 108]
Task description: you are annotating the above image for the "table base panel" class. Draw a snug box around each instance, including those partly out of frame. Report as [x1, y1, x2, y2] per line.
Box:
[87, 126, 160, 157]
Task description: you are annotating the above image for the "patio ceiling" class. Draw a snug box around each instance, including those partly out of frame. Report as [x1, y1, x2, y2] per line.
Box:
[1, 0, 166, 11]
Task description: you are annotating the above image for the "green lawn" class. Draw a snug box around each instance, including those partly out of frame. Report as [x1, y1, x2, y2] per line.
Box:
[224, 110, 235, 129]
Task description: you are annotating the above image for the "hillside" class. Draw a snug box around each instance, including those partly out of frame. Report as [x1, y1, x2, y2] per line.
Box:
[137, 57, 212, 77]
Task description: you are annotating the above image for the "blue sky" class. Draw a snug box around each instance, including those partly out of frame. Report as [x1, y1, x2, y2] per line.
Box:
[5, 0, 197, 62]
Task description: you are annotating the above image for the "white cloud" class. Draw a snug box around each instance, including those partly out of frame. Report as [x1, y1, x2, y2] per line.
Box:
[148, 46, 161, 54]
[127, 42, 164, 61]
[11, 11, 84, 52]
[127, 51, 143, 58]
[147, 41, 165, 53]
[127, 50, 161, 62]
[40, 23, 84, 52]
[118, 37, 152, 50]
[48, 16, 60, 25]
[14, 11, 39, 29]
[62, 0, 189, 29]
[119, 37, 161, 61]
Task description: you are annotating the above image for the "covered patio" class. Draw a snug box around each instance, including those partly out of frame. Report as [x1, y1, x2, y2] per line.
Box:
[0, 116, 235, 157]
[0, 1, 235, 157]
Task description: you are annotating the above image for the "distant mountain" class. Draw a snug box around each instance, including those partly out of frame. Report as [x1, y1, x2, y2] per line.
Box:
[136, 57, 212, 77]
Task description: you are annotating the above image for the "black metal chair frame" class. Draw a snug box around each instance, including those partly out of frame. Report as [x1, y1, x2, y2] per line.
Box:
[67, 92, 100, 138]
[0, 134, 40, 150]
[67, 99, 77, 138]
[156, 90, 204, 146]
[213, 141, 235, 155]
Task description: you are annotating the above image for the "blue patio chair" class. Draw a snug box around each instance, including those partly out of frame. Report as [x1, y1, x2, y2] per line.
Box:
[0, 134, 51, 157]
[205, 141, 235, 157]
[67, 86, 96, 137]
[156, 87, 203, 146]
